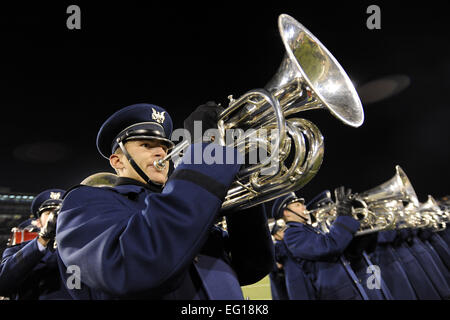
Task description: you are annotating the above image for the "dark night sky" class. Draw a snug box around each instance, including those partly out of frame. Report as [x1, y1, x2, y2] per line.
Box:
[0, 1, 449, 204]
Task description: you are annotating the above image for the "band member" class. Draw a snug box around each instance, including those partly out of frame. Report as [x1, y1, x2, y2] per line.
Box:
[0, 189, 71, 299]
[406, 228, 450, 298]
[55, 103, 274, 299]
[418, 228, 450, 271]
[269, 221, 289, 300]
[271, 189, 366, 300]
[371, 230, 418, 299]
[343, 232, 393, 300]
[390, 228, 442, 299]
[307, 191, 391, 299]
[270, 206, 315, 300]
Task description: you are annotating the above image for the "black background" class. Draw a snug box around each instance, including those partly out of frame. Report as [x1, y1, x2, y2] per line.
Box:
[0, 1, 448, 204]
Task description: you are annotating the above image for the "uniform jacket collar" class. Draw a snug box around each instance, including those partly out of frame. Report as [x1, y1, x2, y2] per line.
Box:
[113, 177, 163, 194]
[286, 221, 324, 234]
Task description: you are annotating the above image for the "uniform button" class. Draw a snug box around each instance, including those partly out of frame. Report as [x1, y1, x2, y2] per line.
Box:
[194, 256, 199, 263]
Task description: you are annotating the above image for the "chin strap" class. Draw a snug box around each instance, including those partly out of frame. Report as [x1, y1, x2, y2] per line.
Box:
[117, 140, 164, 188]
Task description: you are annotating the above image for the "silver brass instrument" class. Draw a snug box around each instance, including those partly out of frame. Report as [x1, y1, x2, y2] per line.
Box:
[155, 14, 364, 211]
[80, 172, 118, 187]
[356, 166, 419, 208]
[417, 195, 447, 231]
[312, 166, 419, 235]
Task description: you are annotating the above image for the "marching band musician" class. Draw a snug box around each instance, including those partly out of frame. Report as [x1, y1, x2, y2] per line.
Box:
[418, 228, 450, 271]
[342, 232, 393, 300]
[55, 102, 274, 299]
[371, 230, 418, 299]
[271, 189, 369, 300]
[270, 190, 339, 300]
[270, 203, 315, 300]
[405, 228, 450, 299]
[269, 221, 289, 300]
[0, 189, 71, 299]
[415, 229, 450, 284]
[389, 228, 442, 299]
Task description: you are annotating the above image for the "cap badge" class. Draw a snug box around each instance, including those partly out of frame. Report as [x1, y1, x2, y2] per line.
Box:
[152, 108, 165, 124]
[50, 192, 61, 200]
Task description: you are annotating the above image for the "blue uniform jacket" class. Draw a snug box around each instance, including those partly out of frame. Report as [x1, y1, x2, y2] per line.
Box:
[0, 238, 71, 299]
[56, 143, 274, 299]
[407, 229, 450, 298]
[344, 234, 392, 300]
[418, 229, 450, 272]
[371, 230, 417, 299]
[392, 229, 441, 299]
[437, 228, 450, 247]
[281, 216, 363, 300]
[273, 240, 314, 300]
[269, 243, 289, 300]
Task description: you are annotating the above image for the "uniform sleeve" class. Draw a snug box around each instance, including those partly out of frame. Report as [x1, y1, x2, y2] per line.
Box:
[274, 241, 288, 263]
[0, 239, 46, 295]
[56, 143, 243, 297]
[283, 216, 360, 261]
[225, 204, 275, 285]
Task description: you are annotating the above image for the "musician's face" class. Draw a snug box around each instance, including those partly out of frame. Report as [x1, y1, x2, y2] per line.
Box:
[111, 139, 169, 185]
[285, 201, 310, 223]
[39, 210, 52, 227]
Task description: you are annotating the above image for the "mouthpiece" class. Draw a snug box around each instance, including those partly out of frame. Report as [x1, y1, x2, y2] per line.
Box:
[153, 159, 166, 171]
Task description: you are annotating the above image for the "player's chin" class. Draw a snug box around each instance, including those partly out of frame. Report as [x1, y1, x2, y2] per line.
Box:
[146, 168, 167, 185]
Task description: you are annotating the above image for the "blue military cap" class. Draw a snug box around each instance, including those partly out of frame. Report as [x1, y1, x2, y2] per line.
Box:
[31, 189, 65, 218]
[96, 103, 175, 159]
[271, 192, 305, 220]
[306, 190, 333, 211]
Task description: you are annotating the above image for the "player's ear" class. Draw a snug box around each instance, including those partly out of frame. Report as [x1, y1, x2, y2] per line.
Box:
[110, 152, 125, 172]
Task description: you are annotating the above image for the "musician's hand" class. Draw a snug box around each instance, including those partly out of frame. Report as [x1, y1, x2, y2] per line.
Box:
[38, 211, 57, 243]
[183, 101, 224, 141]
[334, 186, 353, 217]
[37, 237, 50, 247]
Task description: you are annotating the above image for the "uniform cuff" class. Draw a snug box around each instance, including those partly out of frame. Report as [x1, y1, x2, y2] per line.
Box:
[171, 143, 244, 196]
[36, 238, 47, 252]
[334, 216, 360, 234]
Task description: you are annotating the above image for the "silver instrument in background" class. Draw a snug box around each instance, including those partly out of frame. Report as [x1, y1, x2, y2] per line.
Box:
[355, 165, 419, 208]
[155, 14, 364, 211]
[416, 195, 447, 231]
[311, 166, 420, 236]
[80, 172, 118, 187]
